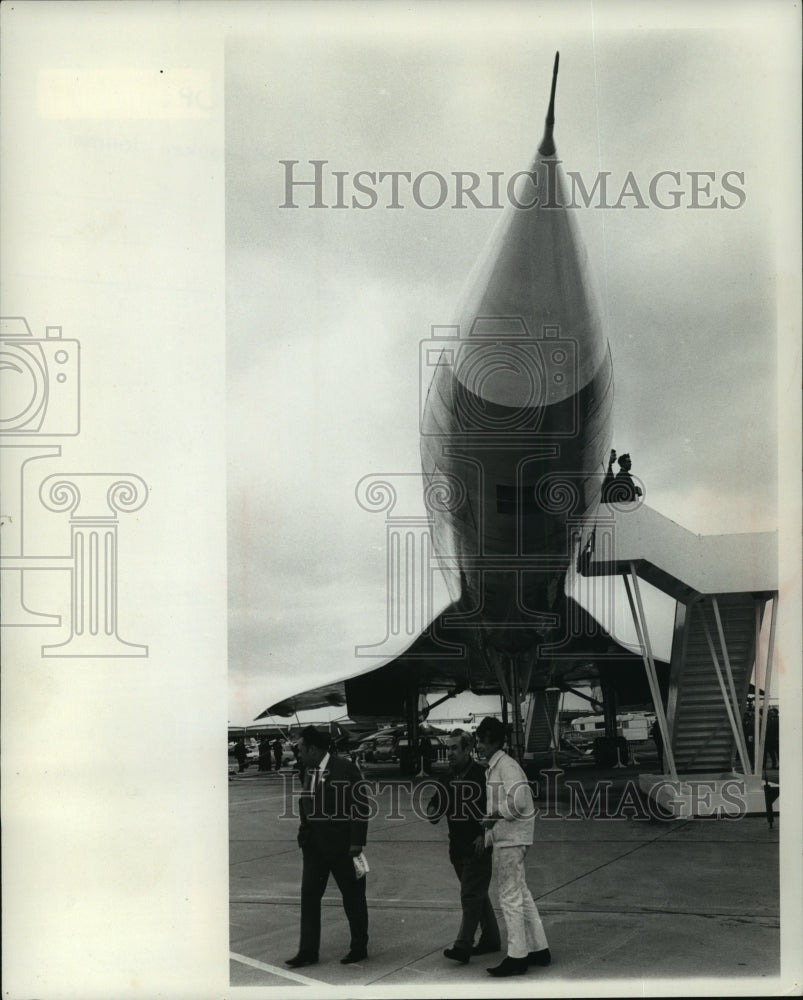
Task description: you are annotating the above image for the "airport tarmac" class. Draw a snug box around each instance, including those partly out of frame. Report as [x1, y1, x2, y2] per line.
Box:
[229, 758, 780, 992]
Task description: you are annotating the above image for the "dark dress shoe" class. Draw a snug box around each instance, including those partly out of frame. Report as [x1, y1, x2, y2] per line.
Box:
[528, 947, 551, 966]
[487, 955, 529, 977]
[340, 949, 367, 964]
[285, 952, 318, 968]
[472, 942, 502, 956]
[443, 946, 471, 964]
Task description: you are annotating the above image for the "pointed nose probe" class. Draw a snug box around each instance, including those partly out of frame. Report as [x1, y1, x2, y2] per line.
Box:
[538, 51, 560, 157]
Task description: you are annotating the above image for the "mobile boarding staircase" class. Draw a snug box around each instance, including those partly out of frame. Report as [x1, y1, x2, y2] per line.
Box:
[523, 687, 563, 758]
[579, 503, 778, 818]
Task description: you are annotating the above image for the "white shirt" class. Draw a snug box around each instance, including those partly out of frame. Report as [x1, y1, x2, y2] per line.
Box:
[484, 749, 535, 847]
[311, 751, 330, 792]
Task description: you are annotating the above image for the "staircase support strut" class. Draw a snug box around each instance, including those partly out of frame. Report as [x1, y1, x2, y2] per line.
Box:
[757, 595, 778, 772]
[753, 602, 762, 776]
[546, 687, 563, 752]
[508, 655, 525, 763]
[624, 565, 677, 778]
[543, 686, 561, 768]
[523, 693, 534, 752]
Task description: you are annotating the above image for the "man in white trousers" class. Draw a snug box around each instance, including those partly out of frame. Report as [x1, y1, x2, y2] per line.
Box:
[475, 716, 551, 978]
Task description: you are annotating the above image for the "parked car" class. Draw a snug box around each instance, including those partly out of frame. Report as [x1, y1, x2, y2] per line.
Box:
[357, 738, 379, 763]
[372, 736, 397, 762]
[355, 734, 398, 764]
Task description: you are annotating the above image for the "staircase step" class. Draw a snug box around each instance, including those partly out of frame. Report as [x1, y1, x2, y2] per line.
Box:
[666, 592, 765, 773]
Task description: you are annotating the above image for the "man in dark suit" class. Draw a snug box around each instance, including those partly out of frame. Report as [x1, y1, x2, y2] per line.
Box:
[427, 729, 501, 965]
[285, 726, 370, 969]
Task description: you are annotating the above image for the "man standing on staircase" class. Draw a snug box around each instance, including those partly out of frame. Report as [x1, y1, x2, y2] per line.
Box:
[602, 449, 643, 503]
[475, 716, 551, 978]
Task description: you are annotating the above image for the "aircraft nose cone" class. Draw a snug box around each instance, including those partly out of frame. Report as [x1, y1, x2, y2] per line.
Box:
[454, 341, 545, 411]
[450, 53, 606, 408]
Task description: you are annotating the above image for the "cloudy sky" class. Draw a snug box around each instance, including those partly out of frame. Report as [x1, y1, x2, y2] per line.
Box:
[226, 6, 792, 726]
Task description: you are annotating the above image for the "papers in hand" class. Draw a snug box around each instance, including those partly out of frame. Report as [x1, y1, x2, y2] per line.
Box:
[353, 851, 370, 879]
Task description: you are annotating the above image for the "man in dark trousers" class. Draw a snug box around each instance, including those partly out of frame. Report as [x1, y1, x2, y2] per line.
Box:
[427, 729, 501, 965]
[258, 737, 272, 772]
[271, 737, 283, 771]
[764, 707, 779, 769]
[650, 719, 664, 773]
[285, 726, 369, 969]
